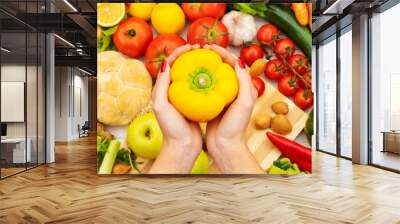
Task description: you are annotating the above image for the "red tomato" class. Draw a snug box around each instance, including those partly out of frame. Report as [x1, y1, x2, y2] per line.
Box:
[278, 75, 298, 96]
[264, 59, 288, 80]
[240, 44, 264, 66]
[257, 23, 279, 44]
[182, 3, 226, 21]
[298, 72, 312, 89]
[113, 17, 153, 58]
[294, 89, 314, 109]
[187, 17, 229, 47]
[274, 38, 295, 59]
[288, 54, 309, 75]
[251, 76, 265, 97]
[145, 34, 186, 78]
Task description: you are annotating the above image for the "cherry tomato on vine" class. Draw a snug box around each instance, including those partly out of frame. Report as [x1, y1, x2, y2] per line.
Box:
[274, 38, 295, 59]
[264, 59, 288, 80]
[257, 23, 279, 44]
[294, 89, 314, 109]
[278, 75, 299, 96]
[298, 72, 312, 89]
[288, 54, 309, 75]
[240, 44, 264, 66]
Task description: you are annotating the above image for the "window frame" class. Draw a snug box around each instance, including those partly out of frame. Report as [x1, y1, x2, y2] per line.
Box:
[315, 22, 353, 161]
[367, 1, 400, 173]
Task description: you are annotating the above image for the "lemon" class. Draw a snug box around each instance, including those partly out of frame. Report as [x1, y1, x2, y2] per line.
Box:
[151, 3, 185, 34]
[97, 25, 103, 41]
[97, 3, 125, 27]
[127, 3, 156, 21]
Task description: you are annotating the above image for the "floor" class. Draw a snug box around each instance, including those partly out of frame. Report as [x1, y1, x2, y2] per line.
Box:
[372, 150, 400, 171]
[0, 136, 399, 223]
[1, 163, 43, 178]
[0, 167, 25, 177]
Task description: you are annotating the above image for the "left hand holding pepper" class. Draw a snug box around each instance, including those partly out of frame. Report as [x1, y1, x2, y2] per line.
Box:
[149, 44, 203, 174]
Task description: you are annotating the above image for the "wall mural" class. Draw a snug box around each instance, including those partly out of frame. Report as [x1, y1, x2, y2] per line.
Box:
[97, 2, 313, 175]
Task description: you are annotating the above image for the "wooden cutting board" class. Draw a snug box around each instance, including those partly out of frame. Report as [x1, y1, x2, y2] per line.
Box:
[208, 77, 308, 173]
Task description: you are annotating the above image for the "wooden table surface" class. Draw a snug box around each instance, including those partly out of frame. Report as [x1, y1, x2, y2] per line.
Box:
[0, 135, 399, 223]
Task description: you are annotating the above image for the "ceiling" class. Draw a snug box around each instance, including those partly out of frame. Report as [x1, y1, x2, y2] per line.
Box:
[312, 0, 392, 44]
[0, 0, 96, 73]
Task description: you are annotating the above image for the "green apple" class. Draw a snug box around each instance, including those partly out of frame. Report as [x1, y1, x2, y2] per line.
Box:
[127, 112, 163, 159]
[191, 150, 209, 174]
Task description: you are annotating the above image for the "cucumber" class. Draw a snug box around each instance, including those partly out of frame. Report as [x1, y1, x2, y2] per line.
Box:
[280, 162, 292, 170]
[279, 157, 291, 165]
[263, 4, 312, 59]
[304, 109, 314, 144]
[234, 3, 312, 59]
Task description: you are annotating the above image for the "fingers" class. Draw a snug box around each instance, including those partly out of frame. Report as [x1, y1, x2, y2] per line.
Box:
[204, 44, 236, 67]
[234, 60, 257, 105]
[205, 115, 221, 149]
[152, 44, 200, 105]
[153, 44, 199, 106]
[166, 44, 199, 65]
[152, 61, 171, 105]
[189, 122, 203, 149]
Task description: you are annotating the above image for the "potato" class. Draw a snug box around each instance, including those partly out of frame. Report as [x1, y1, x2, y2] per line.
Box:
[249, 59, 266, 76]
[271, 115, 292, 135]
[271, 101, 289, 115]
[254, 114, 271, 129]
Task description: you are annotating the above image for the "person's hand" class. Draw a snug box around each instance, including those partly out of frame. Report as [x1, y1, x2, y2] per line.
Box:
[204, 44, 264, 174]
[149, 44, 202, 174]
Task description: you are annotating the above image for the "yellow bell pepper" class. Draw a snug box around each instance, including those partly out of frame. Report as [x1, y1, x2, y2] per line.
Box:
[168, 49, 239, 122]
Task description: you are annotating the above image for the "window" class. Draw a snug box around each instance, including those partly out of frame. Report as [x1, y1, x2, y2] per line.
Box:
[317, 36, 337, 154]
[0, 0, 47, 179]
[339, 27, 352, 158]
[370, 2, 400, 171]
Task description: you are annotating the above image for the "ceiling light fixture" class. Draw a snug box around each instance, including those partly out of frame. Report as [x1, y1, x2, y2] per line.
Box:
[1, 47, 11, 53]
[77, 67, 93, 76]
[54, 34, 75, 48]
[322, 0, 355, 15]
[63, 0, 78, 12]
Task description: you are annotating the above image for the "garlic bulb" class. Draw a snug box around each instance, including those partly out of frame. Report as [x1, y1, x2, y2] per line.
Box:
[222, 11, 257, 47]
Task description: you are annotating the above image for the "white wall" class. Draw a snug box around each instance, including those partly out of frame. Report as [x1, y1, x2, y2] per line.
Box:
[54, 67, 89, 141]
[1, 65, 36, 138]
[55, 66, 69, 141]
[1, 64, 46, 164]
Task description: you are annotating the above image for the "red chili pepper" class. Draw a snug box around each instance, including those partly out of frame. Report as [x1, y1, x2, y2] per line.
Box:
[266, 132, 312, 172]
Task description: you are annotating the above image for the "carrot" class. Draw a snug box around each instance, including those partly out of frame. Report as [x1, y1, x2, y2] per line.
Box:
[112, 163, 131, 174]
[307, 3, 312, 31]
[291, 3, 308, 26]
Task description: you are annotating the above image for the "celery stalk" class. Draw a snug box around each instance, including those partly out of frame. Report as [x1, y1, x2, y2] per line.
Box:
[98, 140, 120, 174]
[97, 136, 102, 152]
